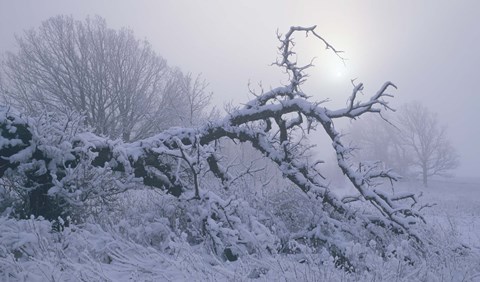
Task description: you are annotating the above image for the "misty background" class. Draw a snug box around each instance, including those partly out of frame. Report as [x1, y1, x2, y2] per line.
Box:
[1, 0, 478, 177]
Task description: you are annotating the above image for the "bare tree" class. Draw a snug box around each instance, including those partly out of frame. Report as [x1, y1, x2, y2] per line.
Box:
[1, 15, 210, 142]
[397, 101, 459, 186]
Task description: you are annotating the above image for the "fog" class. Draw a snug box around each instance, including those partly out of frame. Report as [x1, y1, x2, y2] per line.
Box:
[1, 0, 478, 177]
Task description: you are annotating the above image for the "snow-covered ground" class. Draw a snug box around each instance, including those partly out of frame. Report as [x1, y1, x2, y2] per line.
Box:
[410, 177, 480, 252]
[1, 177, 479, 281]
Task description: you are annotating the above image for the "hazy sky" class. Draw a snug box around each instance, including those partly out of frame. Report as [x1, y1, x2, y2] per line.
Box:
[0, 0, 479, 177]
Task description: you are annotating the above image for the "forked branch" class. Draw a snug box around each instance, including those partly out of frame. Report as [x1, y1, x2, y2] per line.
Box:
[0, 26, 425, 245]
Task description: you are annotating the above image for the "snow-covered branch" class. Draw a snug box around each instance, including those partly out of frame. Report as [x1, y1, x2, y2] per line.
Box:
[0, 26, 426, 253]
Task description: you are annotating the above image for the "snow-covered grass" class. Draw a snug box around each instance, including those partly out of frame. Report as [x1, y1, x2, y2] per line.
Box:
[1, 178, 479, 281]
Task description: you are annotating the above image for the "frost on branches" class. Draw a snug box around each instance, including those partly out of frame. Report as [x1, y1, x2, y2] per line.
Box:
[0, 26, 428, 269]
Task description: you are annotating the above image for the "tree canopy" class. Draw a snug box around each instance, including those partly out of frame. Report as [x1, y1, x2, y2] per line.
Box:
[1, 15, 212, 142]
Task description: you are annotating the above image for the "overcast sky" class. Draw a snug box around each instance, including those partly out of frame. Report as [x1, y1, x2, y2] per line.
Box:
[1, 0, 479, 177]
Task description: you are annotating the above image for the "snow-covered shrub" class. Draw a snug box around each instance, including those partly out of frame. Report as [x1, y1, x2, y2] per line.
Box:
[63, 181, 279, 265]
[0, 108, 85, 219]
[0, 108, 137, 221]
[0, 212, 478, 281]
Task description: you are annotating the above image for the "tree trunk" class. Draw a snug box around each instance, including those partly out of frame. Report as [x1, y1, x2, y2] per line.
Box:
[422, 166, 428, 187]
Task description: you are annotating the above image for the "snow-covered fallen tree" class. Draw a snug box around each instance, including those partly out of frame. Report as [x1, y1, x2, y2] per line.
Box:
[0, 26, 429, 269]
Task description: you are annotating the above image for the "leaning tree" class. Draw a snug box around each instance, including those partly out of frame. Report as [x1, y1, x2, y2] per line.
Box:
[0, 26, 428, 268]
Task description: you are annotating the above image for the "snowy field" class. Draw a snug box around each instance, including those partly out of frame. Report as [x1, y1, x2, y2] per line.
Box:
[346, 177, 480, 251]
[1, 176, 479, 281]
[412, 178, 480, 249]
